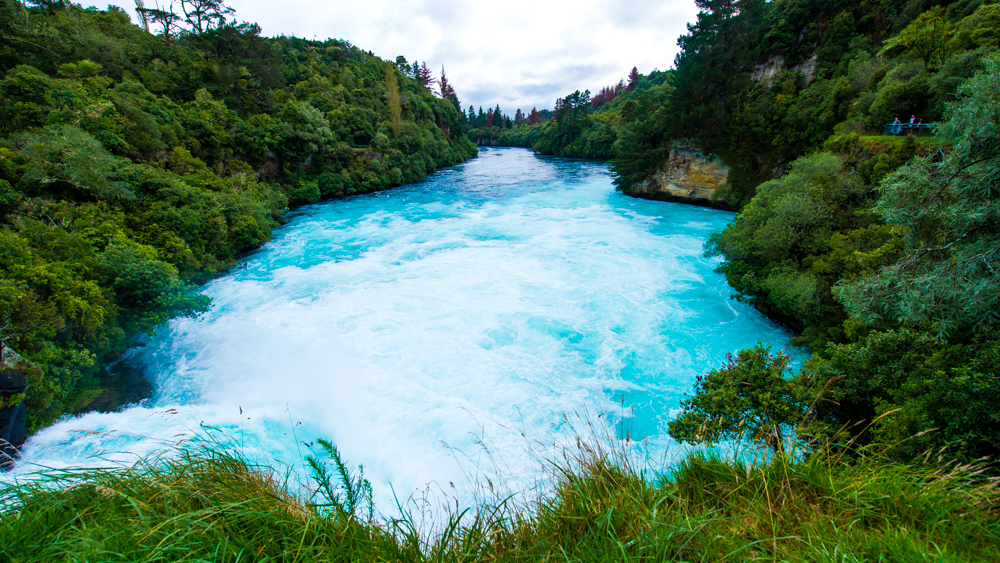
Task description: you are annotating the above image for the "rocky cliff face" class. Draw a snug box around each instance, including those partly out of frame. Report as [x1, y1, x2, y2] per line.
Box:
[751, 53, 818, 85]
[624, 141, 732, 210]
[1, 346, 31, 469]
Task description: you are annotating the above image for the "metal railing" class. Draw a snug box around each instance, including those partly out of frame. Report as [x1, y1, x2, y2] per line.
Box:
[882, 123, 936, 137]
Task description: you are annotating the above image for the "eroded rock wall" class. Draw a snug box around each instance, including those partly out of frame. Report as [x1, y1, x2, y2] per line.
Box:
[752, 53, 818, 85]
[624, 141, 732, 210]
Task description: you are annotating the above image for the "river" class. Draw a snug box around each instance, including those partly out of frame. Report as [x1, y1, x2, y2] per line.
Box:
[6, 148, 792, 509]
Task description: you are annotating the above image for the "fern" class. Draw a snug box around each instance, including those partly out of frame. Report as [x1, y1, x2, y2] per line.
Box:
[305, 439, 373, 522]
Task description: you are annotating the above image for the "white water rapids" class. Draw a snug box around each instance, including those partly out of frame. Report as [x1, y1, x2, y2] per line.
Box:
[5, 148, 792, 511]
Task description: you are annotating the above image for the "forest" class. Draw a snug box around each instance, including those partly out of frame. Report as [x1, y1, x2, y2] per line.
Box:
[0, 0, 476, 430]
[465, 67, 669, 159]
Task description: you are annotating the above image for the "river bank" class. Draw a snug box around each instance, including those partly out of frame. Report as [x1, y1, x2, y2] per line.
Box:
[3, 438, 996, 562]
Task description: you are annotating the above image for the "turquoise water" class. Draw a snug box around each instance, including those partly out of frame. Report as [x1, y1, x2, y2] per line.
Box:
[8, 148, 791, 506]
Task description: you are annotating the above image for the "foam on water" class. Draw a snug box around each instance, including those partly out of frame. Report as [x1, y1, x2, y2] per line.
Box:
[5, 148, 792, 508]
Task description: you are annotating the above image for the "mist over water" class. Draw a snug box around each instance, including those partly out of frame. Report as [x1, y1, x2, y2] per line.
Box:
[7, 148, 792, 508]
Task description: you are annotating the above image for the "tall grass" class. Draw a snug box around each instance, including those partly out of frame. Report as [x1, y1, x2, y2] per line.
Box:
[1, 437, 997, 562]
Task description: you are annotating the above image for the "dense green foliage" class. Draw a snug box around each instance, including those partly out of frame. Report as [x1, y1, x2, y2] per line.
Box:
[2, 441, 997, 561]
[836, 61, 1000, 335]
[618, 0, 1000, 206]
[681, 58, 1000, 465]
[668, 344, 801, 452]
[667, 1, 1000, 467]
[470, 71, 672, 159]
[0, 0, 475, 429]
[706, 150, 895, 344]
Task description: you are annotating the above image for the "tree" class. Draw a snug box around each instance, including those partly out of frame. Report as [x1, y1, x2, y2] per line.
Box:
[0, 0, 479, 431]
[549, 90, 591, 149]
[528, 107, 541, 124]
[134, 0, 151, 32]
[23, 0, 64, 13]
[592, 84, 619, 108]
[705, 152, 878, 337]
[179, 0, 233, 33]
[136, 1, 182, 44]
[896, 6, 955, 70]
[395, 55, 409, 74]
[668, 344, 802, 453]
[97, 240, 210, 335]
[280, 101, 332, 156]
[805, 329, 1000, 462]
[836, 56, 1000, 336]
[384, 63, 402, 139]
[627, 66, 639, 90]
[951, 4, 1000, 50]
[437, 66, 459, 111]
[610, 95, 671, 191]
[514, 108, 524, 124]
[416, 61, 433, 89]
[669, 0, 745, 151]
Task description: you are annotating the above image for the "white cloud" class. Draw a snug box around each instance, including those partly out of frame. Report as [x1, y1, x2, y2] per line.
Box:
[88, 0, 699, 113]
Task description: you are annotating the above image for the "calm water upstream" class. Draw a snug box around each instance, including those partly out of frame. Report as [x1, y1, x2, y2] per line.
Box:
[7, 148, 792, 507]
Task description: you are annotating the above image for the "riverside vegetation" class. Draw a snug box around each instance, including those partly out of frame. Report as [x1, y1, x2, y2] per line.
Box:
[0, 0, 475, 429]
[2, 0, 1000, 560]
[1, 438, 999, 562]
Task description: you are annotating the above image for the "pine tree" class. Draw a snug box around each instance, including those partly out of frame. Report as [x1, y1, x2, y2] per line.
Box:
[437, 66, 460, 111]
[134, 0, 151, 32]
[136, 1, 182, 44]
[179, 0, 233, 33]
[416, 61, 433, 90]
[627, 66, 639, 90]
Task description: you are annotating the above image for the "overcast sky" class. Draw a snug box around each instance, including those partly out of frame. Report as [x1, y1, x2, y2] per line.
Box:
[87, 0, 700, 113]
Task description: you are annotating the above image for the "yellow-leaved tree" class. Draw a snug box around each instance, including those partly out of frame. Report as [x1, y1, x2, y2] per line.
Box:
[385, 63, 402, 139]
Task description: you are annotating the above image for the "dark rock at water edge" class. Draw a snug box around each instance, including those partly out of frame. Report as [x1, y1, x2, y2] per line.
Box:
[1, 346, 31, 470]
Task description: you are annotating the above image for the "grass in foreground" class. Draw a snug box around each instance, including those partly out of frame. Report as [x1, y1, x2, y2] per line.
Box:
[1, 442, 997, 562]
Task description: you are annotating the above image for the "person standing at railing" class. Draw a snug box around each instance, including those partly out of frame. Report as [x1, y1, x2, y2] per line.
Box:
[891, 118, 902, 135]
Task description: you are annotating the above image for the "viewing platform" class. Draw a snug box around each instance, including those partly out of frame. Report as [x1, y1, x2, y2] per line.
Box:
[882, 122, 936, 137]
